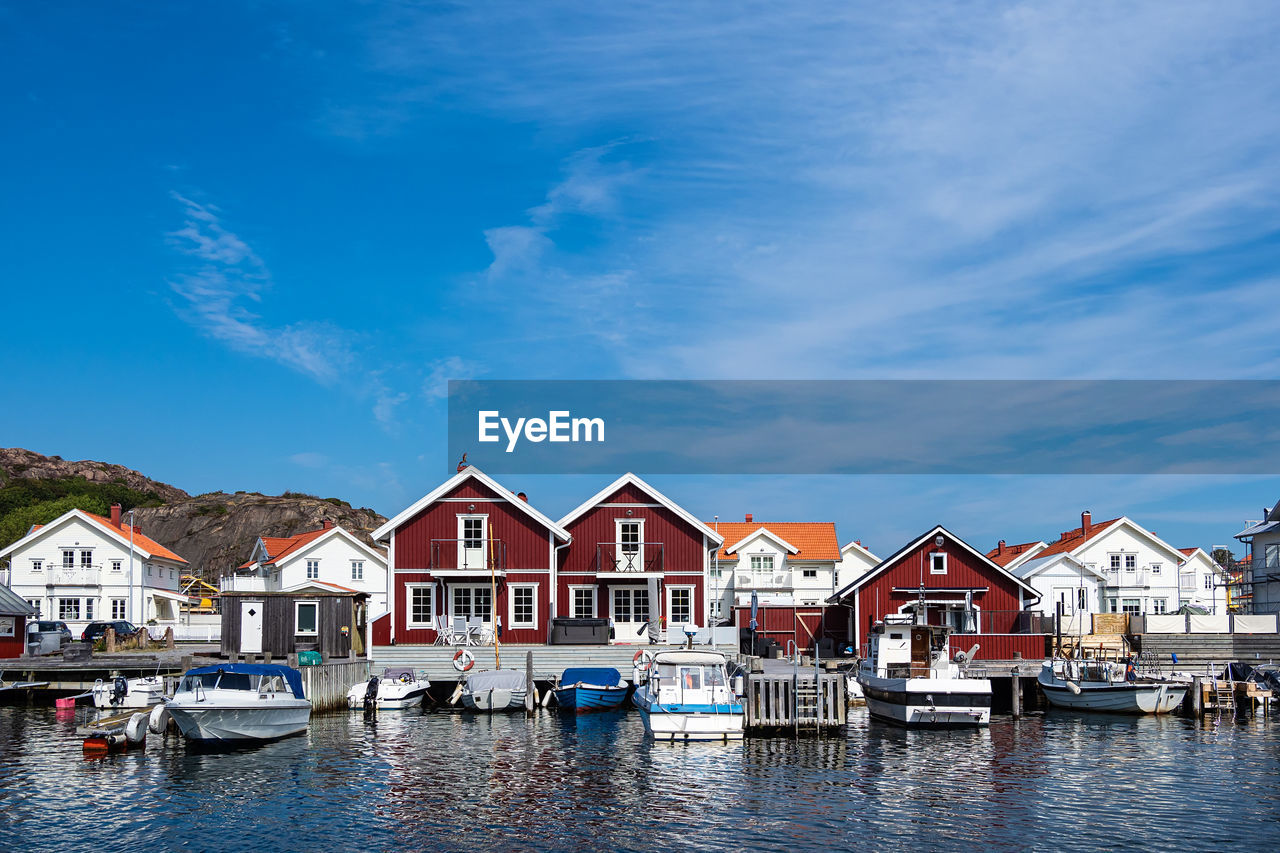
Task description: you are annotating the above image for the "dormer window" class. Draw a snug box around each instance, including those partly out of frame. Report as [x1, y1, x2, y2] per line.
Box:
[929, 552, 947, 574]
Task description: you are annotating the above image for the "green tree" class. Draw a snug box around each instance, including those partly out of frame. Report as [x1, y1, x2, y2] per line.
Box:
[0, 494, 111, 551]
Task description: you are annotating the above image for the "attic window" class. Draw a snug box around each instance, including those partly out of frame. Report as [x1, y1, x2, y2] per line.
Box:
[929, 552, 947, 575]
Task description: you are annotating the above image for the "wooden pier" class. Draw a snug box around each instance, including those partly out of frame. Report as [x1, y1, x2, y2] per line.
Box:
[742, 659, 847, 735]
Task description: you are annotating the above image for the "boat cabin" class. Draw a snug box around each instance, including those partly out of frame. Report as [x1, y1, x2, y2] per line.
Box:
[639, 650, 736, 709]
[865, 617, 952, 679]
[177, 664, 306, 699]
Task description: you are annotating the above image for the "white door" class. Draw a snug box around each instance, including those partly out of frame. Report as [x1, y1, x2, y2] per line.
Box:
[459, 516, 486, 569]
[611, 586, 651, 642]
[241, 600, 264, 654]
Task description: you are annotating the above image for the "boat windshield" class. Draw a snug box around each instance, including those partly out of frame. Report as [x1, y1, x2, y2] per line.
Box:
[178, 671, 262, 692]
[179, 672, 220, 692]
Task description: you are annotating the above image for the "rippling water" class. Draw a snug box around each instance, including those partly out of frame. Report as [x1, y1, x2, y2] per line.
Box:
[1, 704, 1277, 851]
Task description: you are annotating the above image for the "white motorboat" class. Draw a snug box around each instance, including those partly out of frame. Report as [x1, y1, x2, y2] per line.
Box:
[856, 616, 991, 728]
[632, 650, 744, 742]
[92, 674, 166, 710]
[347, 667, 432, 711]
[1037, 658, 1187, 714]
[164, 663, 311, 742]
[459, 669, 528, 712]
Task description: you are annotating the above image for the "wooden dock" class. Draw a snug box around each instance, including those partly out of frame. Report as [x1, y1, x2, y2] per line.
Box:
[743, 669, 846, 735]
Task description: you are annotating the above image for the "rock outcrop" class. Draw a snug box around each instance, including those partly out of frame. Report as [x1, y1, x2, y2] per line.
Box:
[0, 447, 189, 503]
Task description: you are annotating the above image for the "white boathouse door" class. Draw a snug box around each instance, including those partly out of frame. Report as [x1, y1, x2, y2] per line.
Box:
[241, 600, 264, 653]
[612, 586, 651, 643]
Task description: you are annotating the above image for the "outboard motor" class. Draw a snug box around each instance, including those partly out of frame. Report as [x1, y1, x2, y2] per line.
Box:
[111, 675, 129, 706]
[362, 676, 380, 719]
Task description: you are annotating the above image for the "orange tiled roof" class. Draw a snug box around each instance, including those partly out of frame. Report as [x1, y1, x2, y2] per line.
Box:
[711, 522, 841, 561]
[81, 512, 189, 564]
[1033, 517, 1122, 560]
[1178, 547, 1198, 556]
[239, 527, 331, 569]
[985, 540, 1042, 567]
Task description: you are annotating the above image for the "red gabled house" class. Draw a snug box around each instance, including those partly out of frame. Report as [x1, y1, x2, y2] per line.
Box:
[556, 473, 724, 644]
[830, 525, 1047, 661]
[371, 465, 570, 646]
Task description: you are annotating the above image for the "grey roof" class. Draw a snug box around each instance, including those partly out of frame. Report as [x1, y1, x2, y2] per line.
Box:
[1235, 520, 1279, 540]
[0, 584, 35, 617]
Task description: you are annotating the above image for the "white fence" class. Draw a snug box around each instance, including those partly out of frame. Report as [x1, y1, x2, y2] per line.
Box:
[147, 620, 222, 642]
[1134, 613, 1278, 634]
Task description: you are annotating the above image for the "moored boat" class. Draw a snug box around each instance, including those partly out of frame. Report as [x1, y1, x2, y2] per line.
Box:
[347, 668, 432, 711]
[164, 663, 311, 742]
[460, 669, 528, 712]
[92, 674, 166, 710]
[856, 616, 991, 728]
[632, 650, 744, 741]
[1037, 658, 1187, 714]
[554, 667, 627, 712]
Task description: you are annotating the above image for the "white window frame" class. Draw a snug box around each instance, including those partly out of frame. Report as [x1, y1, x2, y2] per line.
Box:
[1108, 597, 1118, 613]
[62, 550, 75, 568]
[1121, 598, 1141, 615]
[111, 559, 122, 573]
[457, 515, 488, 569]
[85, 598, 94, 620]
[111, 598, 127, 620]
[1150, 562, 1161, 575]
[801, 567, 818, 579]
[667, 585, 695, 628]
[508, 583, 538, 629]
[27, 600, 41, 617]
[30, 559, 42, 573]
[570, 585, 596, 619]
[406, 584, 435, 628]
[1110, 554, 1122, 572]
[749, 554, 774, 582]
[449, 584, 493, 622]
[1152, 598, 1167, 615]
[1203, 574, 1214, 591]
[929, 552, 947, 575]
[351, 560, 364, 581]
[295, 600, 319, 636]
[306, 560, 320, 580]
[615, 518, 645, 571]
[1124, 554, 1137, 571]
[59, 598, 81, 621]
[80, 549, 93, 568]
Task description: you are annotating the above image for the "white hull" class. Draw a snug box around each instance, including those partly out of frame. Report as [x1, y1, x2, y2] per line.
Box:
[632, 689, 744, 742]
[166, 700, 311, 741]
[461, 688, 527, 712]
[93, 677, 166, 710]
[346, 682, 430, 710]
[858, 674, 992, 728]
[1038, 674, 1186, 714]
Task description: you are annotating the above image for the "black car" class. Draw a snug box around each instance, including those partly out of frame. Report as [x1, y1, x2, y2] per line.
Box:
[81, 620, 141, 642]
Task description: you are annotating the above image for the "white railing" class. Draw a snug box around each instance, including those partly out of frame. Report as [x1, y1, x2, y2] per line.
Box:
[148, 622, 222, 642]
[44, 569, 102, 586]
[734, 572, 793, 589]
[221, 576, 270, 592]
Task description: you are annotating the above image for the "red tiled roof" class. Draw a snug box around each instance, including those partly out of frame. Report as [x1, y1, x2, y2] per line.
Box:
[985, 541, 1042, 567]
[239, 527, 331, 569]
[1032, 517, 1122, 560]
[80, 512, 189, 564]
[711, 522, 841, 561]
[1178, 547, 1198, 556]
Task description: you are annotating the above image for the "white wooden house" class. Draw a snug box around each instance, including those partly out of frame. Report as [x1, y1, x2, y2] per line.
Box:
[0, 504, 189, 633]
[1175, 547, 1231, 614]
[836, 540, 881, 590]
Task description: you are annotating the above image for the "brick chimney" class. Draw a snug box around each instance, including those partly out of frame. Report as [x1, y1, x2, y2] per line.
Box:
[110, 503, 122, 529]
[745, 513, 753, 523]
[1081, 511, 1092, 535]
[517, 492, 528, 503]
[322, 519, 333, 530]
[997, 539, 1006, 555]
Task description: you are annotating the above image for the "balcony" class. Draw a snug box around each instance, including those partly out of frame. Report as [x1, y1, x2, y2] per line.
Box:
[595, 542, 665, 574]
[428, 539, 507, 573]
[1101, 567, 1170, 589]
[43, 566, 103, 587]
[734, 571, 793, 590]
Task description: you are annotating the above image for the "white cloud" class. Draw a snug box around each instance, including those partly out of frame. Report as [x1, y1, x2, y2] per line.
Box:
[289, 452, 329, 468]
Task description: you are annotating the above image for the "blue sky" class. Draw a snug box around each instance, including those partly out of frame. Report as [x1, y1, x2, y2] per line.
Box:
[3, 2, 1279, 558]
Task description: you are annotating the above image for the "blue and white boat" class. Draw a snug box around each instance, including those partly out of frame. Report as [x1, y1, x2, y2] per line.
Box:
[554, 667, 628, 712]
[163, 663, 311, 742]
[632, 650, 744, 741]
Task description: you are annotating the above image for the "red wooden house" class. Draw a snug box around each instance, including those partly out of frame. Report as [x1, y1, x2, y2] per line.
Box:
[829, 525, 1047, 661]
[556, 473, 723, 644]
[371, 466, 570, 645]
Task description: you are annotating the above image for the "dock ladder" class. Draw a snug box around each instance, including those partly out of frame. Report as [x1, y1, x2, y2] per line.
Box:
[1209, 665, 1236, 718]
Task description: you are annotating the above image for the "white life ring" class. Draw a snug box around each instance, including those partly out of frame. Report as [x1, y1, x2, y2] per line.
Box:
[633, 650, 654, 671]
[453, 648, 476, 672]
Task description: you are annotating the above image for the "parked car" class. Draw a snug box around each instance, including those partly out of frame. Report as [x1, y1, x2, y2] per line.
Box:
[81, 621, 142, 643]
[26, 620, 73, 653]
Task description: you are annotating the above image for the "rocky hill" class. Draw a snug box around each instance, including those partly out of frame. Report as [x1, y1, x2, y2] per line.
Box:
[1, 448, 385, 581]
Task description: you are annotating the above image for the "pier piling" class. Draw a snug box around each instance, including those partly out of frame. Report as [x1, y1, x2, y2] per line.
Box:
[1011, 667, 1022, 719]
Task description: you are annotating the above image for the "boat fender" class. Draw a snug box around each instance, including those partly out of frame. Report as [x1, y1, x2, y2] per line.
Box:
[148, 703, 170, 735]
[125, 712, 148, 745]
[1066, 681, 1082, 695]
[633, 650, 654, 672]
[542, 687, 553, 707]
[453, 648, 476, 672]
[449, 683, 464, 705]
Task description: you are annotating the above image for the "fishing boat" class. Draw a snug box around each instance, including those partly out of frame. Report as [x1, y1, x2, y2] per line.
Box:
[92, 674, 166, 710]
[459, 669, 528, 712]
[346, 667, 432, 711]
[856, 616, 991, 728]
[553, 666, 628, 712]
[1037, 658, 1188, 714]
[163, 663, 311, 742]
[631, 650, 744, 741]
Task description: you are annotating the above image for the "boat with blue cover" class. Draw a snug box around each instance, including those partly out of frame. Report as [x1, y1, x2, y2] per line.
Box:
[554, 667, 628, 712]
[632, 650, 744, 741]
[163, 663, 311, 742]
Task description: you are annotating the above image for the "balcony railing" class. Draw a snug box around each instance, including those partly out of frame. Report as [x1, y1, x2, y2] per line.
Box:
[1101, 567, 1170, 588]
[42, 567, 103, 586]
[595, 542, 665, 573]
[734, 572, 793, 590]
[429, 539, 507, 572]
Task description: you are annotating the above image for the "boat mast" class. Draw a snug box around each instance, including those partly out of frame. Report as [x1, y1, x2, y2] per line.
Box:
[490, 520, 501, 669]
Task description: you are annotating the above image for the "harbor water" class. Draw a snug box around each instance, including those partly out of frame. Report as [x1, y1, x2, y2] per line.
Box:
[1, 705, 1277, 851]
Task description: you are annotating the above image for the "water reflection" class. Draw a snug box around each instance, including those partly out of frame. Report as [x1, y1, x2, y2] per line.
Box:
[1, 704, 1279, 851]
